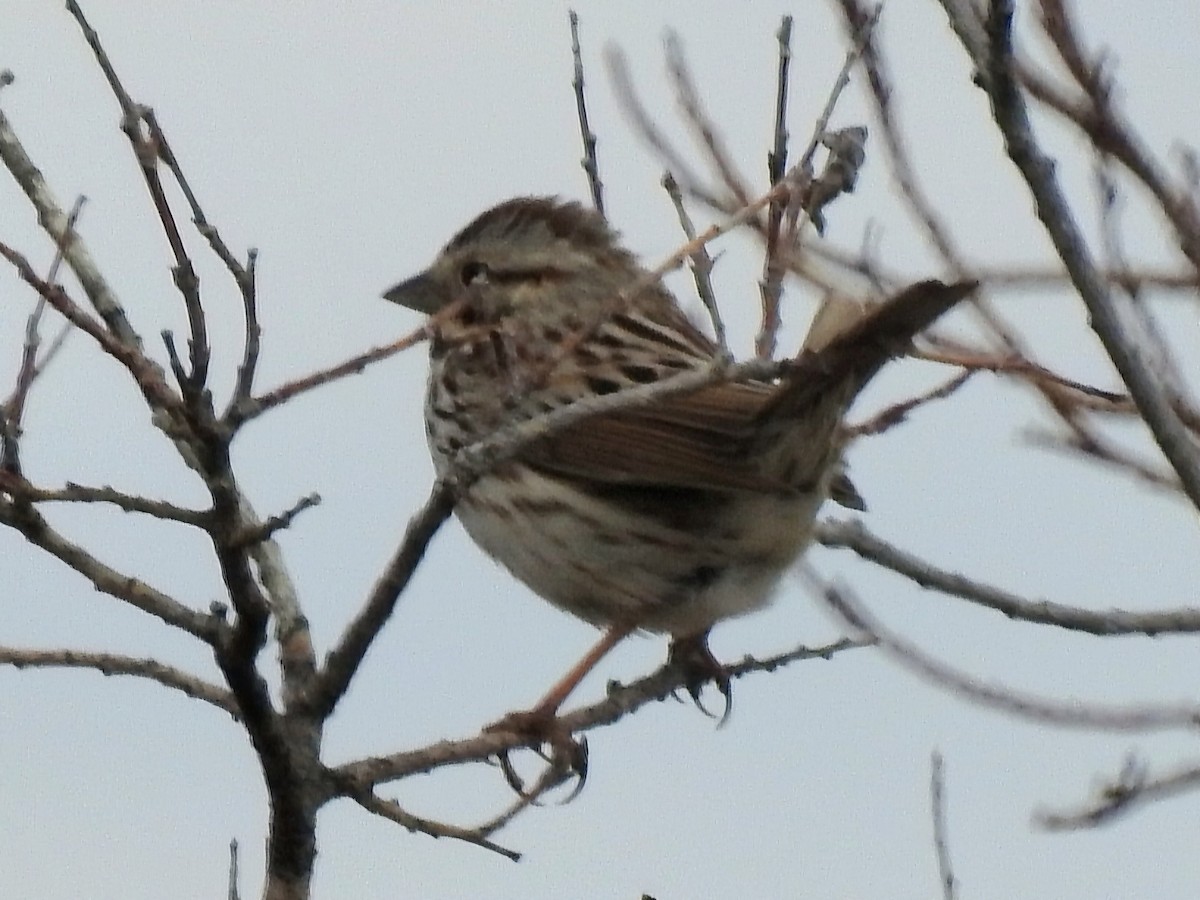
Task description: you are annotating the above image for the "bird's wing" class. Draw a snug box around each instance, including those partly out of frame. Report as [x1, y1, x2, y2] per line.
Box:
[523, 379, 792, 493]
[522, 279, 974, 496]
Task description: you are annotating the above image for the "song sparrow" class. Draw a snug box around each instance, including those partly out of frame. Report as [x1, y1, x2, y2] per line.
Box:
[384, 196, 971, 730]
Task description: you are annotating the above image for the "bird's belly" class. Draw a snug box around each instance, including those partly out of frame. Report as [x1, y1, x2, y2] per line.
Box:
[457, 464, 824, 636]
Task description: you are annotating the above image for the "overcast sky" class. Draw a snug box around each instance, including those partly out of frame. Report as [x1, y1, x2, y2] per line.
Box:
[3, 2, 1199, 898]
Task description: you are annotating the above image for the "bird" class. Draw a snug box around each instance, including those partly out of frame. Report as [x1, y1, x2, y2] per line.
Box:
[384, 195, 971, 738]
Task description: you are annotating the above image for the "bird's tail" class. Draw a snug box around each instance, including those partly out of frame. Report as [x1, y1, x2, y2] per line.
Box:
[760, 279, 976, 423]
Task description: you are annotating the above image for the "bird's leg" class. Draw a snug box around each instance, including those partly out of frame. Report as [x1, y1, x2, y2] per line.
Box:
[487, 622, 634, 735]
[668, 631, 733, 726]
[485, 622, 634, 795]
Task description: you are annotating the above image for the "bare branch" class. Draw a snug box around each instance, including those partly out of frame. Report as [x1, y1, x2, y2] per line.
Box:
[237, 490, 316, 708]
[0, 241, 183, 417]
[1036, 756, 1200, 830]
[349, 789, 521, 862]
[799, 237, 1197, 293]
[228, 839, 241, 900]
[304, 481, 456, 718]
[836, 0, 971, 280]
[664, 32, 751, 208]
[230, 249, 261, 410]
[2, 195, 86, 473]
[605, 47, 724, 210]
[760, 15, 794, 360]
[766, 14, 793, 210]
[470, 778, 557, 839]
[975, 0, 1200, 511]
[812, 572, 1200, 731]
[930, 751, 957, 900]
[973, 265, 1197, 291]
[914, 342, 1126, 404]
[0, 474, 210, 526]
[231, 493, 321, 548]
[846, 369, 973, 438]
[568, 11, 604, 218]
[65, 0, 210, 391]
[1020, 2, 1200, 274]
[0, 645, 237, 717]
[456, 355, 782, 483]
[1025, 428, 1181, 494]
[839, 0, 1099, 451]
[817, 518, 1200, 636]
[0, 499, 217, 640]
[535, 177, 841, 382]
[758, 8, 875, 358]
[0, 108, 139, 346]
[232, 321, 431, 424]
[661, 171, 726, 350]
[334, 637, 867, 791]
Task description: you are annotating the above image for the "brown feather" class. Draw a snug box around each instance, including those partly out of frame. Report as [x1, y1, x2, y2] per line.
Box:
[524, 279, 975, 496]
[525, 381, 790, 492]
[759, 279, 976, 421]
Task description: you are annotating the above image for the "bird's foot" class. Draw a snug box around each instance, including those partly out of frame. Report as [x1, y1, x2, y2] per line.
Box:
[484, 707, 589, 801]
[668, 634, 733, 726]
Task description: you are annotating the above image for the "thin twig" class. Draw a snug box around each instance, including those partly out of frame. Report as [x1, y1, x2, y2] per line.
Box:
[1095, 135, 1189, 398]
[471, 764, 570, 838]
[979, 0, 1200, 511]
[817, 518, 1200, 636]
[0, 500, 218, 639]
[605, 47, 724, 210]
[1036, 757, 1200, 830]
[0, 475, 211, 526]
[227, 839, 240, 900]
[65, 0, 210, 391]
[930, 751, 957, 900]
[230, 249, 261, 410]
[230, 493, 321, 548]
[758, 9, 877, 358]
[232, 321, 432, 424]
[0, 646, 237, 717]
[914, 342, 1125, 403]
[1025, 0, 1200, 273]
[0, 108, 139, 346]
[549, 176, 828, 376]
[3, 196, 86, 465]
[568, 11, 604, 217]
[333, 637, 867, 790]
[1024, 427, 1181, 494]
[303, 480, 456, 718]
[233, 492, 316, 709]
[759, 15, 794, 360]
[664, 32, 750, 208]
[455, 355, 785, 483]
[842, 0, 1100, 457]
[0, 241, 183, 417]
[793, 8, 878, 182]
[812, 571, 1200, 731]
[661, 171, 726, 349]
[846, 369, 974, 438]
[350, 788, 521, 862]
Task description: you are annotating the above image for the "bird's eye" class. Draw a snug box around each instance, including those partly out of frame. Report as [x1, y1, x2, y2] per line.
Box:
[460, 261, 490, 286]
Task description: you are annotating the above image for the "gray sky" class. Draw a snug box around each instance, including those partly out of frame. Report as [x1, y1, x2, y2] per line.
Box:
[3, 1, 1199, 898]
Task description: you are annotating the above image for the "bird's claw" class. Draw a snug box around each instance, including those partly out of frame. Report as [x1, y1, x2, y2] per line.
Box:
[668, 636, 733, 727]
[485, 709, 589, 802]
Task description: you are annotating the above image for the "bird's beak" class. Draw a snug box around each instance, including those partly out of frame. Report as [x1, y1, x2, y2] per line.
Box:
[382, 272, 444, 315]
